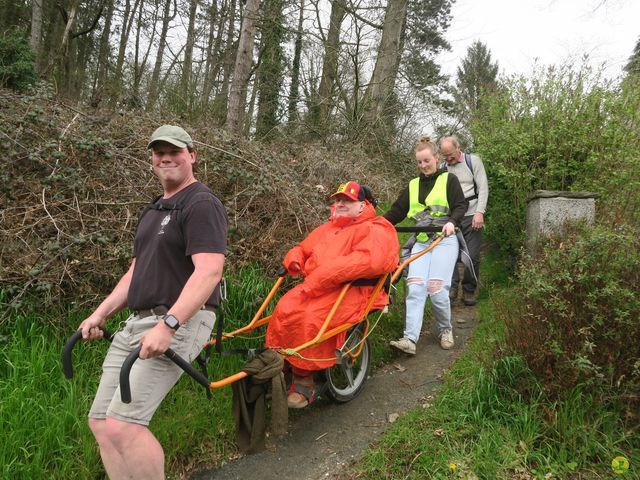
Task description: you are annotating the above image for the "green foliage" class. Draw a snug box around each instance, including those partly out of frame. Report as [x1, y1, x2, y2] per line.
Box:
[403, 0, 453, 97]
[472, 65, 640, 260]
[624, 35, 640, 76]
[347, 283, 639, 479]
[0, 28, 37, 91]
[452, 40, 499, 125]
[500, 222, 640, 408]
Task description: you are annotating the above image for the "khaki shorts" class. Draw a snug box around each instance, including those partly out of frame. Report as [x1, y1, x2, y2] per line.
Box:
[88, 310, 215, 426]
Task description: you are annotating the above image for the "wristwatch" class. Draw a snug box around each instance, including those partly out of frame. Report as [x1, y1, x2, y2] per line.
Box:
[162, 314, 180, 331]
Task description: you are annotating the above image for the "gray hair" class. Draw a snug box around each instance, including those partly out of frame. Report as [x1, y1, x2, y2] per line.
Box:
[439, 135, 460, 149]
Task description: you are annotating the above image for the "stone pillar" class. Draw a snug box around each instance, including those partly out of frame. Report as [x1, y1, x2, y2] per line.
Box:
[526, 190, 599, 250]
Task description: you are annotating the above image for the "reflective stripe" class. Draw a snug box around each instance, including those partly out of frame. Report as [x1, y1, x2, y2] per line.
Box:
[407, 174, 450, 242]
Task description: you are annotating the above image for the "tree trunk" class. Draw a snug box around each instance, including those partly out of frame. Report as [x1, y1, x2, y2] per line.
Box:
[44, 0, 79, 77]
[311, 0, 345, 128]
[131, 0, 146, 106]
[181, 0, 199, 111]
[244, 76, 258, 137]
[111, 0, 142, 106]
[30, 0, 43, 61]
[202, 0, 221, 104]
[211, 0, 237, 124]
[362, 0, 407, 127]
[255, 0, 285, 138]
[226, 0, 261, 134]
[146, 0, 175, 111]
[92, 0, 115, 106]
[287, 0, 305, 125]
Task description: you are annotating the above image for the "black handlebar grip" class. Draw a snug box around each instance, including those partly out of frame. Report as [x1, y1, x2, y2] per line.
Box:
[62, 331, 83, 379]
[120, 346, 142, 404]
[119, 347, 211, 404]
[62, 328, 114, 379]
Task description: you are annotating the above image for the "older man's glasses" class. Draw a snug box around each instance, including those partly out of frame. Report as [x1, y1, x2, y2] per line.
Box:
[440, 152, 458, 161]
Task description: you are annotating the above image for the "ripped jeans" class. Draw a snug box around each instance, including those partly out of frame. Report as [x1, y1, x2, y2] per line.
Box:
[403, 234, 459, 342]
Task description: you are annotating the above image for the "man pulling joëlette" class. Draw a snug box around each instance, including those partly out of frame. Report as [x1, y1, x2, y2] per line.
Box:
[78, 124, 228, 479]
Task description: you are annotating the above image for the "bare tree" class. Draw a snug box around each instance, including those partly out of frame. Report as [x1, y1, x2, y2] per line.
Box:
[310, 0, 346, 128]
[30, 0, 43, 59]
[287, 0, 305, 124]
[211, 0, 238, 124]
[112, 0, 142, 105]
[362, 0, 407, 127]
[91, 1, 115, 107]
[146, 0, 176, 110]
[181, 0, 200, 110]
[226, 0, 261, 133]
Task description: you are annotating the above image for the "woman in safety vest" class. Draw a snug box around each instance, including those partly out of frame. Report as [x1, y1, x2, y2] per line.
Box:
[383, 135, 467, 352]
[266, 181, 399, 409]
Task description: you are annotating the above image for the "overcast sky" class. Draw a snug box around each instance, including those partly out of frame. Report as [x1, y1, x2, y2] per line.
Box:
[436, 0, 640, 81]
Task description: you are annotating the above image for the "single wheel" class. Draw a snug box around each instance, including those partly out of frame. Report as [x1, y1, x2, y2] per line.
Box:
[324, 324, 371, 403]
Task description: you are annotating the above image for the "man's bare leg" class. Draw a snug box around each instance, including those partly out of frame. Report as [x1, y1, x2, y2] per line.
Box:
[90, 417, 165, 479]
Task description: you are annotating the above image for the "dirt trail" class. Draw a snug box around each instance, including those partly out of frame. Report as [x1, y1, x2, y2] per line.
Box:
[190, 304, 478, 480]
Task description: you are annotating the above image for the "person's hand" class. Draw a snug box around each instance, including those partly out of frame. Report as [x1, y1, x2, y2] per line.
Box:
[442, 222, 455, 237]
[139, 322, 175, 359]
[79, 313, 106, 340]
[472, 212, 484, 230]
[287, 261, 302, 277]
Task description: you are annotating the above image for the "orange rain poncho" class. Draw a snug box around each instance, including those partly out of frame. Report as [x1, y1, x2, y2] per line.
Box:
[265, 202, 399, 371]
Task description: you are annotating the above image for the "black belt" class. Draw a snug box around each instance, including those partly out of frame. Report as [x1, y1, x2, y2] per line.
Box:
[352, 276, 391, 292]
[135, 305, 215, 319]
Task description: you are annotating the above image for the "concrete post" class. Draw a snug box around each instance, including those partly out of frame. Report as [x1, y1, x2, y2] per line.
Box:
[526, 190, 599, 250]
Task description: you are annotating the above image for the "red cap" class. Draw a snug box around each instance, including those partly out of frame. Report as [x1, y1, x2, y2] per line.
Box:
[331, 181, 364, 201]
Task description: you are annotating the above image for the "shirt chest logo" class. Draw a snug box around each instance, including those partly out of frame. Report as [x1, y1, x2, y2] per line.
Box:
[158, 214, 171, 235]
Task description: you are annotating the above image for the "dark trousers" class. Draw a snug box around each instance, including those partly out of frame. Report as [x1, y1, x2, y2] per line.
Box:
[451, 215, 482, 293]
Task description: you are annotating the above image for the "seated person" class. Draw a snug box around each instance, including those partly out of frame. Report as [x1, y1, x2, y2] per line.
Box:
[265, 181, 399, 408]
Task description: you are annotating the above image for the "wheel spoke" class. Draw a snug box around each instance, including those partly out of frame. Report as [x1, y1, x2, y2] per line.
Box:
[342, 364, 354, 387]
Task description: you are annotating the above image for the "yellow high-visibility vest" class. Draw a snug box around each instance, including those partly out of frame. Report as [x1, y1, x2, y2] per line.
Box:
[407, 173, 449, 242]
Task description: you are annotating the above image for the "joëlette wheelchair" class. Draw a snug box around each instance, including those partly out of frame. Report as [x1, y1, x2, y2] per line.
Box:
[62, 226, 444, 405]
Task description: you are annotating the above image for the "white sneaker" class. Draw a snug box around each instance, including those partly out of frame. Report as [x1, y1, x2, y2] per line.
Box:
[390, 337, 416, 355]
[440, 329, 454, 350]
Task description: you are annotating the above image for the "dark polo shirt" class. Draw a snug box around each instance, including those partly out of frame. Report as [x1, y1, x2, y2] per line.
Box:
[127, 182, 228, 310]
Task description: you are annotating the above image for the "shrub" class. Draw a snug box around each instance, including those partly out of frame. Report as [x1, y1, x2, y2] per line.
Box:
[0, 28, 37, 91]
[499, 222, 640, 412]
[472, 64, 640, 261]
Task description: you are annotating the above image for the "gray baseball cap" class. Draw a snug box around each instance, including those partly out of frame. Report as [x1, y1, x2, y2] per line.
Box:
[147, 125, 194, 149]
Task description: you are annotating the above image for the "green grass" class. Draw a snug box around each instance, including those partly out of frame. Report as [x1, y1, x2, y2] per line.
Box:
[0, 262, 408, 479]
[0, 265, 277, 479]
[1, 315, 104, 479]
[5, 253, 636, 479]
[343, 253, 640, 480]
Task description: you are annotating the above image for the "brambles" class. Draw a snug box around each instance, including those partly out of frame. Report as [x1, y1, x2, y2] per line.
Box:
[0, 86, 403, 325]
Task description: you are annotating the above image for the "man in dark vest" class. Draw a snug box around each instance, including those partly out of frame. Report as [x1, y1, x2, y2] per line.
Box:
[78, 125, 228, 478]
[440, 135, 489, 306]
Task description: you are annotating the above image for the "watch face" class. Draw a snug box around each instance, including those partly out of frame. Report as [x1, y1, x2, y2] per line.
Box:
[164, 315, 180, 330]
